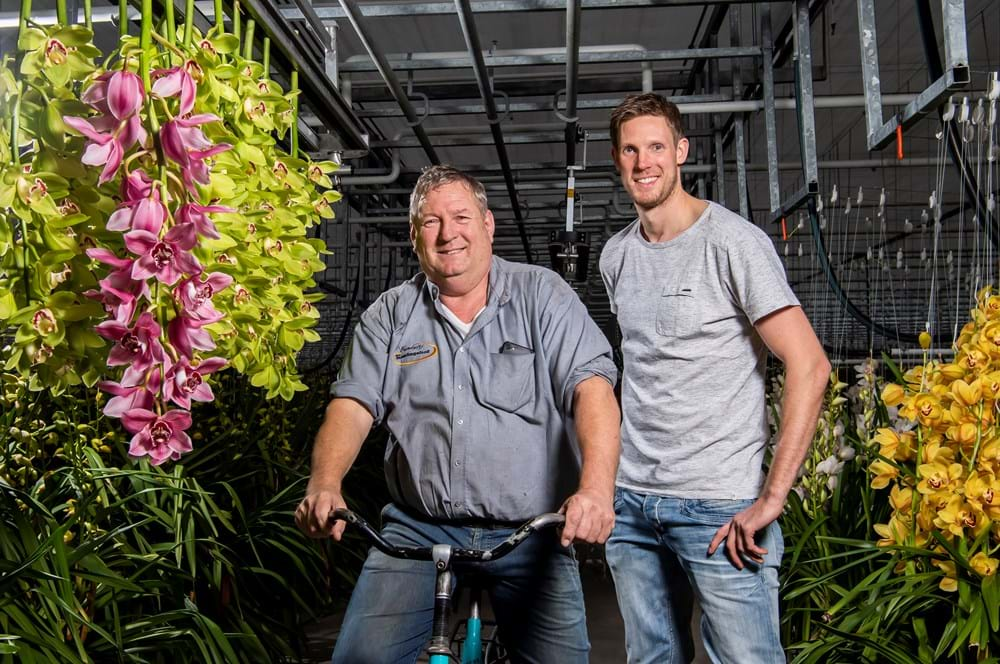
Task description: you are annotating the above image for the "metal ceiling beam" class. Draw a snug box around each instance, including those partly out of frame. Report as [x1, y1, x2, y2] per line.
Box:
[239, 0, 369, 152]
[272, 0, 775, 19]
[336, 0, 440, 163]
[340, 45, 760, 72]
[349, 68, 820, 102]
[454, 0, 533, 263]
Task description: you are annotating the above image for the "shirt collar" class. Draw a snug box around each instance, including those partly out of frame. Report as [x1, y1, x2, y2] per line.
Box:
[423, 256, 512, 307]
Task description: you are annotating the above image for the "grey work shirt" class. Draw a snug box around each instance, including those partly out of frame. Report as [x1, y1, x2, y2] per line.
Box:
[332, 256, 617, 522]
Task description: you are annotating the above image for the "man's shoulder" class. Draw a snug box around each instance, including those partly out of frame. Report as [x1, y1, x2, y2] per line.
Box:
[703, 202, 776, 254]
[494, 256, 576, 304]
[362, 273, 424, 323]
[599, 219, 639, 263]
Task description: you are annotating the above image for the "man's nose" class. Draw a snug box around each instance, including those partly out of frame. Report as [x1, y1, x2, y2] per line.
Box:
[438, 217, 459, 241]
[635, 149, 652, 171]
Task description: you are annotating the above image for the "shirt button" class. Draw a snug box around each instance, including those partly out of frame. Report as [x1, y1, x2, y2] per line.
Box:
[459, 348, 465, 353]
[455, 461, 461, 467]
[457, 419, 464, 425]
[455, 502, 463, 508]
[458, 384, 463, 390]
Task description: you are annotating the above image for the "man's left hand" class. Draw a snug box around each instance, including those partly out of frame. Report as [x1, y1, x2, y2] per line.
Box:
[558, 488, 614, 547]
[707, 499, 783, 570]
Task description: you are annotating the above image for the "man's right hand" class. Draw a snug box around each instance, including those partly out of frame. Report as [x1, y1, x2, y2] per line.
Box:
[295, 488, 348, 540]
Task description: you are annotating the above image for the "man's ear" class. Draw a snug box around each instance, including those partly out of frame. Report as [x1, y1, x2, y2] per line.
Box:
[676, 136, 690, 165]
[484, 210, 496, 241]
[409, 222, 418, 249]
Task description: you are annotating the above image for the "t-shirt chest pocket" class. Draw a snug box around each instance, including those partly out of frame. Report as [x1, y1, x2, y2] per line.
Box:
[656, 285, 701, 338]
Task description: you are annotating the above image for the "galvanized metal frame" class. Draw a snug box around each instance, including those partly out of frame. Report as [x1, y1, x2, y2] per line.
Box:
[856, 0, 970, 151]
[770, 0, 818, 224]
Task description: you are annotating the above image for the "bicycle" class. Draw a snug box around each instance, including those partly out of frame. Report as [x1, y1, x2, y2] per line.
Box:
[329, 507, 566, 664]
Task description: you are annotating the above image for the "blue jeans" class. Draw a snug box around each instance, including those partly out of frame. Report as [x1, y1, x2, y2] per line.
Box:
[605, 487, 784, 664]
[331, 503, 589, 664]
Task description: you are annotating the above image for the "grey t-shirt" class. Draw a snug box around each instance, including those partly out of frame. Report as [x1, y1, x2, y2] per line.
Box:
[332, 256, 618, 522]
[599, 202, 799, 499]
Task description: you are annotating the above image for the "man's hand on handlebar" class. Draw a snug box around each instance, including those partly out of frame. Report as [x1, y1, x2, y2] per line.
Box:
[558, 488, 615, 548]
[295, 488, 348, 540]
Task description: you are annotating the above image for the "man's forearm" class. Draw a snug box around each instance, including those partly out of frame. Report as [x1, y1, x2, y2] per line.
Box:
[306, 398, 375, 494]
[573, 376, 621, 499]
[761, 358, 830, 506]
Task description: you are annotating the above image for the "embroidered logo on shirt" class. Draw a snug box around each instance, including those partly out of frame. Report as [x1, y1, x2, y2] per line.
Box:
[394, 342, 439, 366]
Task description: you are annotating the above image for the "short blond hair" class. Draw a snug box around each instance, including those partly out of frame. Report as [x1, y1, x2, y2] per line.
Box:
[609, 93, 684, 153]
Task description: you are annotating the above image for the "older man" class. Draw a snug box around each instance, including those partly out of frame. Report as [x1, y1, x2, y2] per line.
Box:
[600, 93, 830, 663]
[296, 165, 620, 664]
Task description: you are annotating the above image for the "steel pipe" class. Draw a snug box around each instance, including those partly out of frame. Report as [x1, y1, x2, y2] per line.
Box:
[337, 0, 440, 163]
[454, 0, 533, 262]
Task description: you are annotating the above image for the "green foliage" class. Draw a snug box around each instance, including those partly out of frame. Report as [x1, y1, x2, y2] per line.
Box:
[0, 368, 380, 663]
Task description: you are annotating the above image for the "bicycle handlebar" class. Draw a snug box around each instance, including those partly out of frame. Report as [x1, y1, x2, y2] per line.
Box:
[329, 508, 566, 563]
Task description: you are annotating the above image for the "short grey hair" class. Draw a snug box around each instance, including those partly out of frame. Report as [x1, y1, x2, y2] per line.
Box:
[409, 165, 489, 226]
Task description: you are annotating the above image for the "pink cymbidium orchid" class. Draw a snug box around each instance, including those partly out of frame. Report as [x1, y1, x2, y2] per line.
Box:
[121, 169, 154, 202]
[161, 114, 231, 192]
[163, 356, 227, 409]
[107, 189, 166, 233]
[98, 365, 159, 417]
[125, 224, 202, 285]
[85, 248, 151, 322]
[64, 71, 147, 184]
[152, 65, 196, 116]
[95, 311, 165, 371]
[175, 272, 233, 322]
[122, 408, 193, 465]
[175, 203, 231, 240]
[168, 313, 217, 360]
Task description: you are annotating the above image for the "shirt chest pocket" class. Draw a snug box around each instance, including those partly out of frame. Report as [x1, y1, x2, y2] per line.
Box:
[656, 286, 701, 338]
[473, 351, 536, 412]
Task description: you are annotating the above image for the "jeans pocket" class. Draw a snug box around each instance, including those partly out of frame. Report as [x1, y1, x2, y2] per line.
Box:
[680, 498, 755, 526]
[612, 486, 625, 514]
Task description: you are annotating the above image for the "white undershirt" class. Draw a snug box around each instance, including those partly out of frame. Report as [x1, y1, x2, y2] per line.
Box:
[440, 304, 485, 338]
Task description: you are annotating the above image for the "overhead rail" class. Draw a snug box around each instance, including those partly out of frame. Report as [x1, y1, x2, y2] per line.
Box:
[454, 0, 533, 263]
[336, 0, 439, 163]
[271, 0, 776, 20]
[339, 45, 762, 72]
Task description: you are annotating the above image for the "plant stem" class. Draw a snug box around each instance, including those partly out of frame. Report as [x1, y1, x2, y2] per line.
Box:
[213, 0, 223, 31]
[83, 0, 92, 29]
[243, 19, 254, 59]
[19, 0, 30, 40]
[232, 2, 240, 41]
[140, 0, 153, 92]
[262, 36, 269, 77]
[164, 0, 176, 43]
[10, 83, 21, 167]
[968, 402, 985, 473]
[183, 0, 194, 47]
[119, 0, 128, 38]
[290, 69, 298, 158]
[56, 0, 67, 25]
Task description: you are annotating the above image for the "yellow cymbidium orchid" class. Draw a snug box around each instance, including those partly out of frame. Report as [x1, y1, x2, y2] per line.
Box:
[888, 483, 915, 513]
[970, 552, 999, 577]
[873, 428, 916, 462]
[966, 472, 1000, 520]
[933, 494, 983, 538]
[917, 460, 965, 495]
[881, 383, 905, 407]
[870, 459, 900, 490]
[950, 379, 984, 408]
[874, 515, 910, 547]
[958, 348, 989, 374]
[946, 422, 980, 446]
[933, 559, 960, 592]
[913, 394, 945, 428]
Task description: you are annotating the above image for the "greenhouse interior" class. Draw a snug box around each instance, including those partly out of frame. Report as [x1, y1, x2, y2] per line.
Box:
[2, 0, 1000, 661]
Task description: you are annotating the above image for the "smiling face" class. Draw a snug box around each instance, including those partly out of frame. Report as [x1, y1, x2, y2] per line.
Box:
[410, 180, 495, 293]
[613, 114, 690, 212]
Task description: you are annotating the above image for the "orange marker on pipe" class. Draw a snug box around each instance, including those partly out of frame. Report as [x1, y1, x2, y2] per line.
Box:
[781, 217, 788, 241]
[896, 125, 904, 160]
